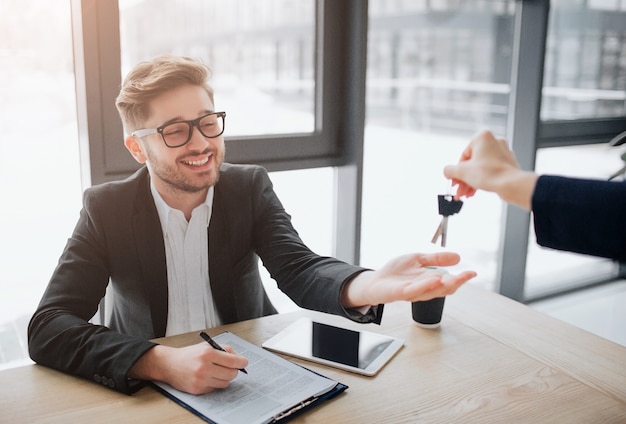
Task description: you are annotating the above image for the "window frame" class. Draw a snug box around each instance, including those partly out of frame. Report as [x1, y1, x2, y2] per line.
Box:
[71, 0, 365, 184]
[71, 0, 626, 303]
[500, 0, 626, 303]
[71, 0, 367, 264]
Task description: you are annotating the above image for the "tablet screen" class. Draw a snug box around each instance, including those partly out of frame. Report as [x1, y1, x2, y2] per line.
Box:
[262, 318, 404, 375]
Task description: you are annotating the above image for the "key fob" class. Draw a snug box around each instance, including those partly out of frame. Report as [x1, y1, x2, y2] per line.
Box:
[438, 194, 463, 216]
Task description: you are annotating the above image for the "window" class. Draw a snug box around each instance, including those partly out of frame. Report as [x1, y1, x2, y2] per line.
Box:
[541, 0, 626, 121]
[0, 0, 80, 369]
[524, 0, 626, 299]
[79, 0, 354, 184]
[362, 0, 515, 290]
[119, 0, 317, 136]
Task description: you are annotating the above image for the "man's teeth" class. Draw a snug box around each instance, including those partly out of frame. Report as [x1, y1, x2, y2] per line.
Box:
[183, 157, 209, 166]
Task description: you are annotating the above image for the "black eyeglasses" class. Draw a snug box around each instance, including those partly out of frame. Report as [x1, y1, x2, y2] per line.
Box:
[132, 111, 226, 148]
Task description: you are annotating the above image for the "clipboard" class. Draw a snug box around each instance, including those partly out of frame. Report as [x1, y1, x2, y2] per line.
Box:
[152, 331, 348, 424]
[152, 375, 346, 424]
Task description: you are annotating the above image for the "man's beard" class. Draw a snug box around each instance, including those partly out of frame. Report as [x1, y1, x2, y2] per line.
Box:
[145, 147, 224, 194]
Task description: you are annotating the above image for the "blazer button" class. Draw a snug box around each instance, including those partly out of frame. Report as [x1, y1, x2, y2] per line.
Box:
[107, 379, 116, 389]
[93, 374, 101, 384]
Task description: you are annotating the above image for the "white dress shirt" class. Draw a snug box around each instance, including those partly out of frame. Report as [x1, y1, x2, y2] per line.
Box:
[150, 183, 221, 336]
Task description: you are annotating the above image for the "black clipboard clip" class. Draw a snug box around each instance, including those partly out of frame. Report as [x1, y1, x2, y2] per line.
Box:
[268, 378, 348, 423]
[269, 395, 318, 423]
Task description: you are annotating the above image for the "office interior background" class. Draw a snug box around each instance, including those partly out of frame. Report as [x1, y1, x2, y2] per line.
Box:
[1, 0, 625, 369]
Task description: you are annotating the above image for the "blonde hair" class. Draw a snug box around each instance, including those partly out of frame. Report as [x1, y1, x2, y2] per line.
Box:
[115, 55, 214, 134]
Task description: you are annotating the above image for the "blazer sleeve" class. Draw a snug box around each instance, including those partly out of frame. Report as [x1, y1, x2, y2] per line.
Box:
[246, 166, 383, 323]
[531, 175, 626, 262]
[28, 186, 156, 394]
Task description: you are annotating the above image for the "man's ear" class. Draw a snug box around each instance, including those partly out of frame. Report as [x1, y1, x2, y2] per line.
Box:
[124, 136, 147, 164]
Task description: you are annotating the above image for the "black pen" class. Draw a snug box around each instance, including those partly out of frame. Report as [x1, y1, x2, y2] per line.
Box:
[199, 331, 248, 374]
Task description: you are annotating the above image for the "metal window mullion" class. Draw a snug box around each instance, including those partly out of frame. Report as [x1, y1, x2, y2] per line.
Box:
[327, 0, 368, 264]
[71, 0, 126, 187]
[497, 0, 550, 301]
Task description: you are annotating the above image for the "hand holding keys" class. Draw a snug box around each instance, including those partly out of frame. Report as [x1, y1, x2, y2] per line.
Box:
[431, 194, 463, 247]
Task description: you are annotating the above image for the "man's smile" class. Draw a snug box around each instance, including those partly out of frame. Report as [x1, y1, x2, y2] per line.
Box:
[181, 156, 210, 167]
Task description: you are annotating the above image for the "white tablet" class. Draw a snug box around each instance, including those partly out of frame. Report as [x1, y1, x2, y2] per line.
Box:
[262, 317, 404, 376]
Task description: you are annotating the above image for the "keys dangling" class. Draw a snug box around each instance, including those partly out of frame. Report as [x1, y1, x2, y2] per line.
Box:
[431, 194, 463, 247]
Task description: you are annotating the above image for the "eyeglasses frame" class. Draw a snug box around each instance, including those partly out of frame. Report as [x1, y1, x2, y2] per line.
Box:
[132, 111, 227, 148]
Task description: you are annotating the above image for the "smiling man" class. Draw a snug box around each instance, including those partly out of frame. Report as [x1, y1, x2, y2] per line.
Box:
[28, 55, 476, 396]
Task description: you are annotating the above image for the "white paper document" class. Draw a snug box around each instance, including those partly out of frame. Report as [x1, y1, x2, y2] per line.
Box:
[153, 331, 344, 424]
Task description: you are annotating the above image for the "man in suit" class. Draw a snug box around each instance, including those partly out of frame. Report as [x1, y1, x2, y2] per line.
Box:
[28, 55, 476, 395]
[444, 130, 626, 262]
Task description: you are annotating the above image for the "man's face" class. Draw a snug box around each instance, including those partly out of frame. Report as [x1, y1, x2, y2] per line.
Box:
[129, 84, 225, 197]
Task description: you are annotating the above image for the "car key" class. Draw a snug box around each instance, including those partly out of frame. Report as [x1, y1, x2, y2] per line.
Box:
[431, 194, 463, 247]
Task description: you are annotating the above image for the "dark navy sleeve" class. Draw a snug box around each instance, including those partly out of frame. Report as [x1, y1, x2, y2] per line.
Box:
[531, 175, 626, 262]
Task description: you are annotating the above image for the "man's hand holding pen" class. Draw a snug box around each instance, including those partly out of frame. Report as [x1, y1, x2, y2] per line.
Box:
[200, 331, 248, 374]
[128, 335, 249, 395]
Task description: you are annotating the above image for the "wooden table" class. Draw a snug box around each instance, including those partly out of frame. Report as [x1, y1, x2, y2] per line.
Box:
[2, 284, 626, 423]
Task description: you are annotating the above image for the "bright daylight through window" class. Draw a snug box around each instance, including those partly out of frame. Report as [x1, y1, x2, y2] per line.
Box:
[0, 1, 81, 370]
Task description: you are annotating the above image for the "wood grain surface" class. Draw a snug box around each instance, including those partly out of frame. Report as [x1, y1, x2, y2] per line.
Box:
[3, 284, 625, 423]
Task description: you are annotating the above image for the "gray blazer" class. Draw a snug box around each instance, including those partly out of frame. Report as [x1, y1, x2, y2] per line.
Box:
[28, 164, 381, 393]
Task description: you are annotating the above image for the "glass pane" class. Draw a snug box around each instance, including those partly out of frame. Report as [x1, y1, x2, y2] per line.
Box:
[541, 0, 626, 120]
[0, 1, 81, 369]
[119, 0, 316, 136]
[362, 1, 515, 292]
[524, 144, 623, 297]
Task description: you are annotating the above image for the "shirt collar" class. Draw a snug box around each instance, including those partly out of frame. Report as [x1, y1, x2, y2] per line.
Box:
[150, 180, 214, 232]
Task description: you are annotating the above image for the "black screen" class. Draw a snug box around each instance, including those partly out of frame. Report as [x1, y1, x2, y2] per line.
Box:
[312, 322, 360, 367]
[310, 322, 393, 369]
